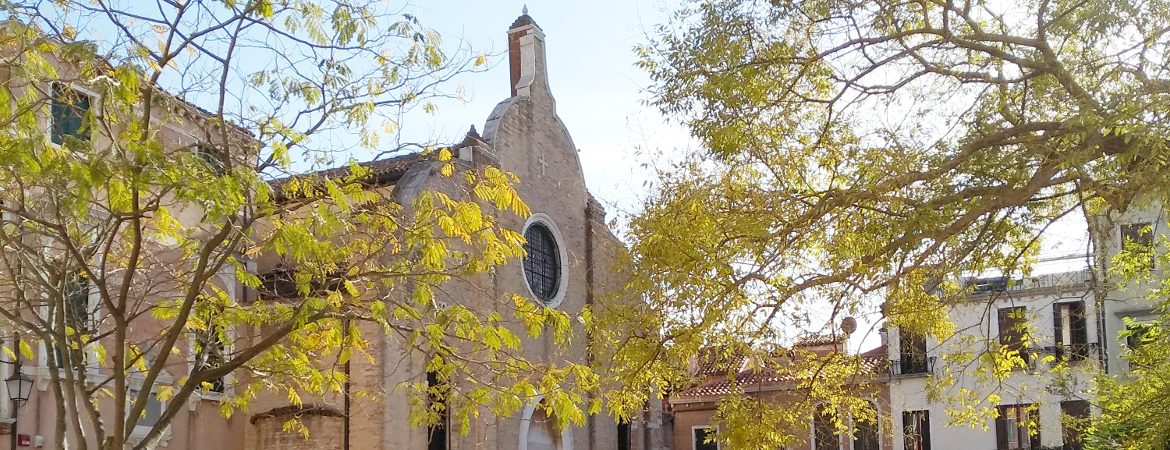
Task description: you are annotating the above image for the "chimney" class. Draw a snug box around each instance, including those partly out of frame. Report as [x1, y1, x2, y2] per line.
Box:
[507, 6, 547, 98]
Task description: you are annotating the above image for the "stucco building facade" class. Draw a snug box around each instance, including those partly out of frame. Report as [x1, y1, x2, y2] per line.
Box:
[665, 207, 1163, 450]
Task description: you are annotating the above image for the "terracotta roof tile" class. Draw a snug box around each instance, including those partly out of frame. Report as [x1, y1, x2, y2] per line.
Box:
[673, 346, 890, 400]
[859, 345, 888, 359]
[692, 346, 747, 377]
[268, 152, 426, 200]
[794, 333, 844, 347]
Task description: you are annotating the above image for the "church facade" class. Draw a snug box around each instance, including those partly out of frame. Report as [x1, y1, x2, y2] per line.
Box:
[0, 12, 663, 450]
[243, 12, 661, 450]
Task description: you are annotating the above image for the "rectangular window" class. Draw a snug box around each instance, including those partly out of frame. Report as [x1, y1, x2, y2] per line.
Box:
[902, 410, 931, 450]
[998, 307, 1030, 367]
[1120, 223, 1155, 269]
[126, 389, 165, 442]
[1125, 322, 1156, 349]
[259, 268, 344, 301]
[51, 83, 91, 145]
[1060, 400, 1090, 450]
[193, 327, 226, 393]
[65, 272, 90, 332]
[197, 144, 226, 176]
[427, 371, 448, 450]
[996, 404, 1040, 449]
[54, 271, 92, 370]
[899, 331, 929, 375]
[1053, 302, 1089, 361]
[130, 390, 163, 429]
[693, 426, 718, 450]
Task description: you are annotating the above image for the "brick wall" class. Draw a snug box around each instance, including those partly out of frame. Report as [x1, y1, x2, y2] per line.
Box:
[253, 406, 344, 450]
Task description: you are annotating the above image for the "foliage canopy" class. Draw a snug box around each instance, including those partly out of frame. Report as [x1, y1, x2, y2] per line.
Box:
[617, 0, 1170, 447]
[0, 1, 599, 449]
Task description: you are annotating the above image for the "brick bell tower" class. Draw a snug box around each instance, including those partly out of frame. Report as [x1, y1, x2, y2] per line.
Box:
[507, 6, 553, 103]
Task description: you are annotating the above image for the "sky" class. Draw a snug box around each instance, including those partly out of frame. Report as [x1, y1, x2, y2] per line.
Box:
[392, 1, 1099, 353]
[37, 0, 689, 216]
[49, 0, 1094, 352]
[398, 0, 695, 218]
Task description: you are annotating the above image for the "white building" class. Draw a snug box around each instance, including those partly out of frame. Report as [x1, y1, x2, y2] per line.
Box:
[884, 206, 1162, 450]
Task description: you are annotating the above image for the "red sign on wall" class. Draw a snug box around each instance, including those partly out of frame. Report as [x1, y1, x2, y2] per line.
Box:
[16, 433, 30, 447]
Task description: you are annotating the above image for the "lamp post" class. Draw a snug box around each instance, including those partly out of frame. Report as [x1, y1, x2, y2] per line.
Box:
[4, 336, 32, 450]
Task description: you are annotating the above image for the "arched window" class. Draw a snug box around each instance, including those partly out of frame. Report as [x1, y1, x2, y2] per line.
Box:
[815, 405, 840, 450]
[853, 401, 880, 450]
[523, 223, 561, 301]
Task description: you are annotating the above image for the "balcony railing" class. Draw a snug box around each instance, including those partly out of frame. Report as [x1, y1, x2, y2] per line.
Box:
[963, 269, 1092, 296]
[889, 357, 936, 377]
[1043, 342, 1101, 364]
[996, 345, 1040, 371]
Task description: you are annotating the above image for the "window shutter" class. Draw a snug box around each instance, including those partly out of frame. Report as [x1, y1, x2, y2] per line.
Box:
[998, 309, 1008, 339]
[902, 412, 915, 450]
[1061, 400, 1090, 450]
[995, 407, 1008, 450]
[921, 411, 932, 450]
[1029, 406, 1041, 449]
[999, 307, 1028, 365]
[998, 309, 1019, 345]
[1053, 303, 1065, 360]
[1072, 302, 1088, 346]
[899, 331, 928, 374]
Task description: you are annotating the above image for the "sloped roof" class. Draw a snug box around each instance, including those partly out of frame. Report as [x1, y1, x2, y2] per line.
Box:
[281, 152, 423, 184]
[266, 126, 491, 199]
[794, 333, 845, 348]
[692, 346, 748, 377]
[268, 152, 426, 201]
[673, 346, 889, 401]
[859, 345, 888, 359]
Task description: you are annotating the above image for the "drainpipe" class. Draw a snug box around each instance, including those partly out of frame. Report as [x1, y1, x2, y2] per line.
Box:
[343, 317, 351, 450]
[585, 200, 597, 450]
[1087, 211, 1110, 374]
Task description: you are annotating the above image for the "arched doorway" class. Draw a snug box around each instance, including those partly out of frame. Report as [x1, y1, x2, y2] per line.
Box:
[526, 407, 559, 450]
[518, 397, 573, 450]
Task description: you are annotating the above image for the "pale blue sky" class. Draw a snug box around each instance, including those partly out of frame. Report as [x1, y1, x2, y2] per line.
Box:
[400, 0, 694, 216]
[345, 1, 1094, 352]
[402, 2, 895, 350]
[43, 0, 691, 213]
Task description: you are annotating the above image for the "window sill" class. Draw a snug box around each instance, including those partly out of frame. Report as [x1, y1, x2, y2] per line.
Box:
[33, 367, 104, 391]
[129, 426, 172, 447]
[195, 389, 230, 403]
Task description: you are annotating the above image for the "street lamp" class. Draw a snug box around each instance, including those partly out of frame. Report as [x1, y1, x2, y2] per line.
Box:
[4, 336, 32, 450]
[4, 368, 31, 406]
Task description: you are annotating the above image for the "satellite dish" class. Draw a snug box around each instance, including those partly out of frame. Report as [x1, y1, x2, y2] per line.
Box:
[840, 316, 858, 335]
